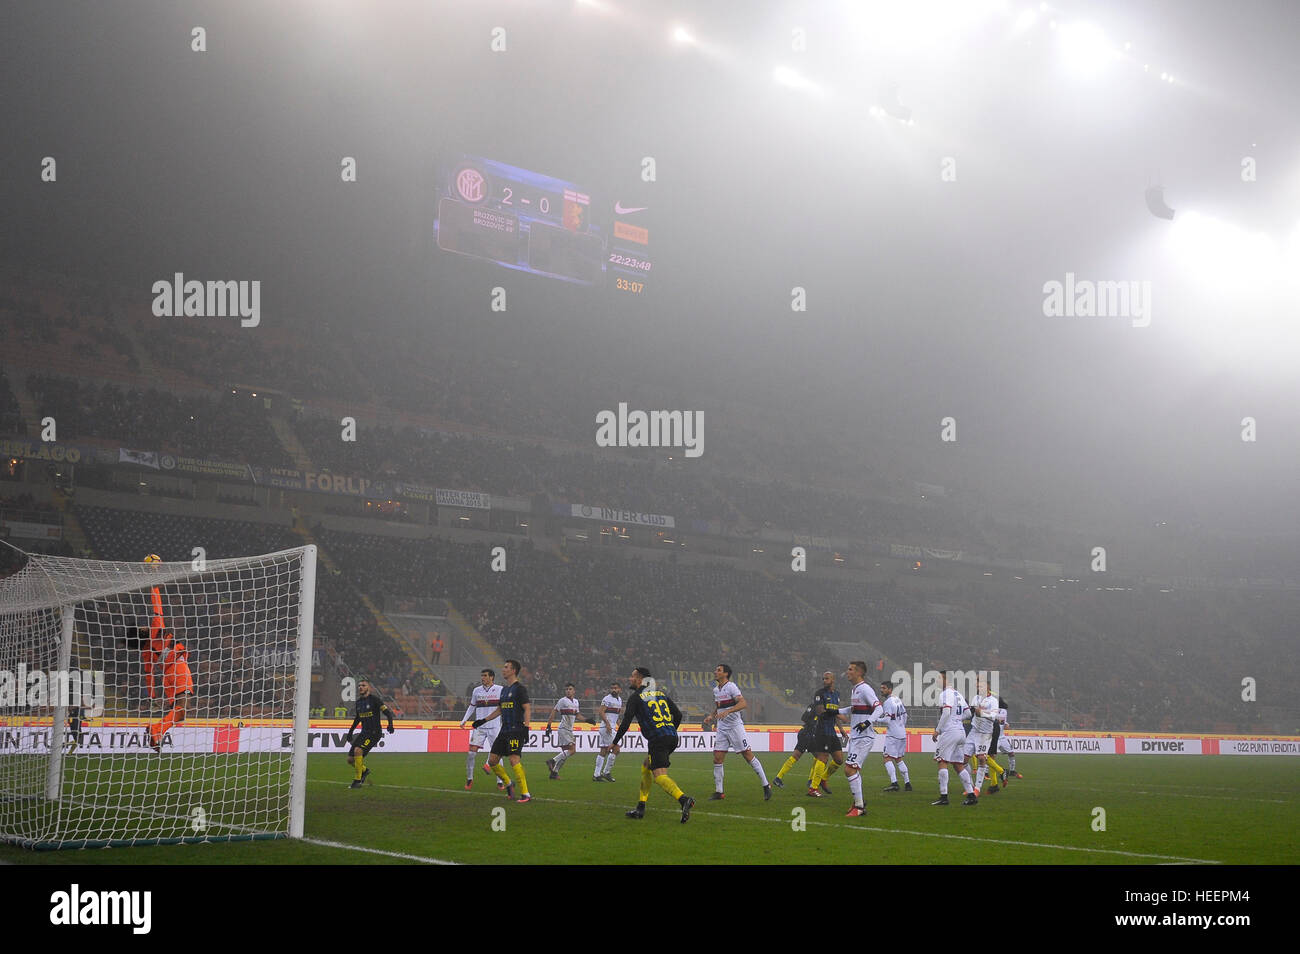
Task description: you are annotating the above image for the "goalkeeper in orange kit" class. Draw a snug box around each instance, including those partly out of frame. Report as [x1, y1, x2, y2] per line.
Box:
[135, 555, 195, 752]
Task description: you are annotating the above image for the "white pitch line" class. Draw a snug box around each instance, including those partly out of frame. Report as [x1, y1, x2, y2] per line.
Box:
[300, 837, 458, 865]
[309, 778, 1221, 865]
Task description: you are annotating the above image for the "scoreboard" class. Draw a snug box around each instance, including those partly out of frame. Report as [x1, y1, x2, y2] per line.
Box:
[434, 154, 653, 293]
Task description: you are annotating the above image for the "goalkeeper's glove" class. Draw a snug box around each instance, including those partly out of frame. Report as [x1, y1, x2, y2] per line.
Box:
[545, 723, 552, 733]
[854, 721, 872, 733]
[386, 724, 394, 735]
[472, 719, 485, 728]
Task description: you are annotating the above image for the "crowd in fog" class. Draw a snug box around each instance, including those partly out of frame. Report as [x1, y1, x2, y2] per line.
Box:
[2, 273, 1296, 733]
[0, 495, 1286, 732]
[27, 375, 291, 467]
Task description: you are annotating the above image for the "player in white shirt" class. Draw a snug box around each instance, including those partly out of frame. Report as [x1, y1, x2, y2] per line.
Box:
[459, 668, 503, 790]
[594, 682, 623, 781]
[840, 661, 883, 817]
[876, 679, 911, 792]
[931, 671, 976, 806]
[545, 683, 597, 779]
[702, 664, 772, 800]
[993, 697, 1022, 779]
[967, 681, 999, 794]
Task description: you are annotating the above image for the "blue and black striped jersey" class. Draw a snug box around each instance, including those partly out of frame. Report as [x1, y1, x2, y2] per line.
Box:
[812, 687, 842, 735]
[499, 682, 530, 732]
[612, 686, 682, 746]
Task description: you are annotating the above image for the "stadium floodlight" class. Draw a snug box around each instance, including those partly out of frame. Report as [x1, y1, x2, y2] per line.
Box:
[0, 546, 316, 850]
[672, 24, 695, 45]
[1057, 21, 1113, 77]
[879, 81, 912, 122]
[1144, 185, 1175, 220]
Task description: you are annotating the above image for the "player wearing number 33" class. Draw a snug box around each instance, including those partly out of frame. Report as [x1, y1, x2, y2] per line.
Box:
[612, 668, 696, 823]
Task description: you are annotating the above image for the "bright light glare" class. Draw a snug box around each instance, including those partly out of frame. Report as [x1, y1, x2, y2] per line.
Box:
[1167, 212, 1286, 289]
[1057, 21, 1112, 77]
[672, 25, 695, 45]
[1012, 8, 1037, 33]
[1161, 213, 1300, 366]
[773, 65, 823, 96]
[845, 0, 1003, 54]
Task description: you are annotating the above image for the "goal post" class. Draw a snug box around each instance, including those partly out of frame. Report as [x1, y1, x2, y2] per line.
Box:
[289, 544, 316, 839]
[43, 604, 76, 801]
[0, 544, 316, 850]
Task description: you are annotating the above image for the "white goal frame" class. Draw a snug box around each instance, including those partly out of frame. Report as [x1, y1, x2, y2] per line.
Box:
[0, 544, 316, 850]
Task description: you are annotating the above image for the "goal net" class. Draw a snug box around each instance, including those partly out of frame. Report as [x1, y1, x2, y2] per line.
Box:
[0, 545, 316, 850]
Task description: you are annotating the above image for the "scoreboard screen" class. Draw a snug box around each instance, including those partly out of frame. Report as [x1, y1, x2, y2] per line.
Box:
[433, 153, 654, 293]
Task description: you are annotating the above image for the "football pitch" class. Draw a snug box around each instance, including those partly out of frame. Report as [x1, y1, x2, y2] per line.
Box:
[1, 754, 1295, 865]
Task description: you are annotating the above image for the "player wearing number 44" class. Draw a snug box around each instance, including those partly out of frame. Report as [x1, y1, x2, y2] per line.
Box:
[702, 664, 772, 801]
[472, 659, 533, 803]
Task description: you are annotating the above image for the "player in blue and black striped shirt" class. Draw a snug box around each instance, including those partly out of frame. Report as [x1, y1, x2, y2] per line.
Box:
[473, 659, 533, 803]
[612, 667, 696, 823]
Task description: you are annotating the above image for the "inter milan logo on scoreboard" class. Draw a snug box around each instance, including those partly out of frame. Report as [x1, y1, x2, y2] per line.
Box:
[456, 166, 487, 203]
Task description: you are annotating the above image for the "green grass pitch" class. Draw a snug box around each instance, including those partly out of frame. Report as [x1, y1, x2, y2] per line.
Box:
[2, 754, 1295, 864]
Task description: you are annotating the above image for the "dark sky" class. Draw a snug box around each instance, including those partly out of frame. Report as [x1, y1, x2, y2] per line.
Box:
[3, 0, 1297, 537]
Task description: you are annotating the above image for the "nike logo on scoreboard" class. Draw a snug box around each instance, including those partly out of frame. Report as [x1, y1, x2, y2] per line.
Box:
[614, 202, 648, 214]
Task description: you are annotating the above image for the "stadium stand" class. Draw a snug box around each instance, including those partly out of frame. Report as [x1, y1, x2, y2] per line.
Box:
[2, 268, 1297, 733]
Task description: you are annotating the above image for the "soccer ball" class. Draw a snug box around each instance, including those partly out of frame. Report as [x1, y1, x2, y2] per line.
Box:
[142, 553, 162, 564]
